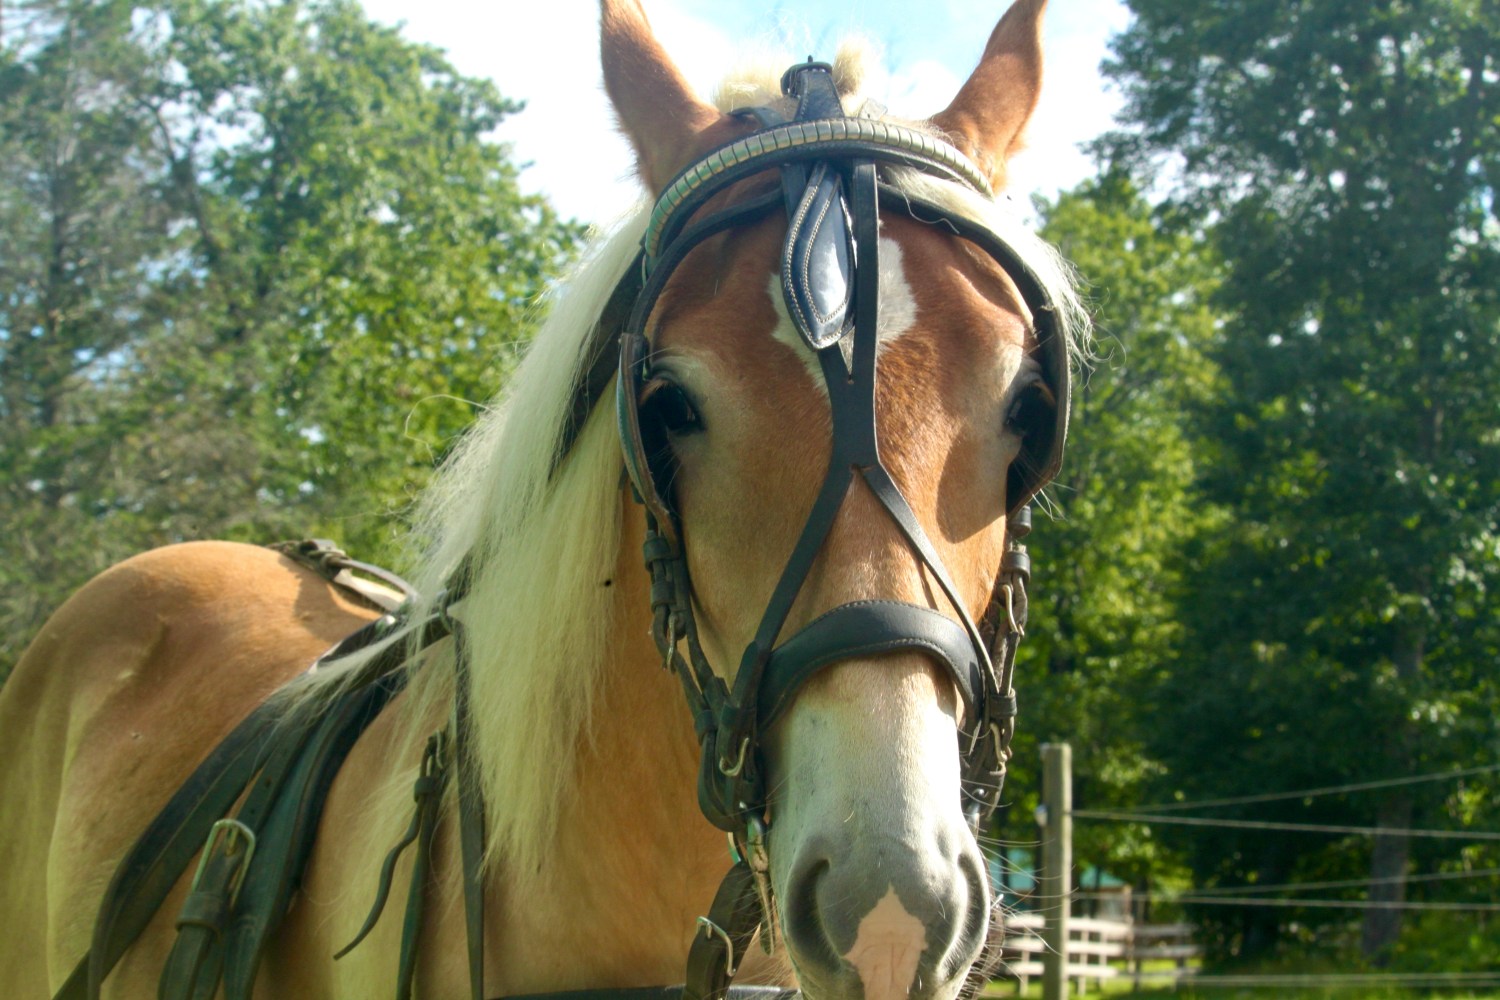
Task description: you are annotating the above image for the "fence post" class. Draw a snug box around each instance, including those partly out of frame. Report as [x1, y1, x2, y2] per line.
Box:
[1041, 742, 1072, 1000]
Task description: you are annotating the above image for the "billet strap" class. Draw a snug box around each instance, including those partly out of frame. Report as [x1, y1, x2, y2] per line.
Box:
[53, 565, 429, 1000]
[227, 674, 406, 997]
[159, 671, 407, 1000]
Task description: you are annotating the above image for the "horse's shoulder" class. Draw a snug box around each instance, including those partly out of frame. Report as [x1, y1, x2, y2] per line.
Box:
[0, 540, 385, 982]
[15, 540, 380, 712]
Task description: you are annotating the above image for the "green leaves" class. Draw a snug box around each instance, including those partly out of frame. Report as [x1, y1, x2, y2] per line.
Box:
[998, 174, 1223, 892]
[0, 0, 580, 674]
[1097, 0, 1500, 962]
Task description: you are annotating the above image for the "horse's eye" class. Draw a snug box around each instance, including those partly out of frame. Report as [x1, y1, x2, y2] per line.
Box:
[641, 379, 703, 436]
[1005, 380, 1055, 436]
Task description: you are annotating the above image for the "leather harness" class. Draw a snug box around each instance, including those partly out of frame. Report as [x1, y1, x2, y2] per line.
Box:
[55, 62, 1069, 1000]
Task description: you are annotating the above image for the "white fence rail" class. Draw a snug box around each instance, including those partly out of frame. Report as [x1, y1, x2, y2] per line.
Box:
[1001, 913, 1200, 993]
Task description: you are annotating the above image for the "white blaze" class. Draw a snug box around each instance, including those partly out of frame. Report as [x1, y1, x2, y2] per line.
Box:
[846, 886, 929, 999]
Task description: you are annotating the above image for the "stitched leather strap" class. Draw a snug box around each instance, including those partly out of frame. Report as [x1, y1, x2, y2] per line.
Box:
[682, 863, 765, 1000]
[452, 614, 489, 1000]
[757, 601, 982, 731]
[53, 681, 303, 1000]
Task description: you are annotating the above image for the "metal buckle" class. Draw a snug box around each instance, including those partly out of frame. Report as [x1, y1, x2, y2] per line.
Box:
[718, 735, 751, 778]
[696, 915, 738, 975]
[1001, 583, 1024, 636]
[663, 616, 679, 672]
[190, 818, 257, 906]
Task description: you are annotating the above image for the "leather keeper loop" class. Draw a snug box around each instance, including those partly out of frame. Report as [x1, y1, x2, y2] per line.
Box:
[643, 534, 675, 565]
[693, 709, 716, 741]
[175, 891, 230, 933]
[649, 571, 675, 610]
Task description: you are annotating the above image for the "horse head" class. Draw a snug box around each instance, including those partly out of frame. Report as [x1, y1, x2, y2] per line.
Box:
[597, 2, 1074, 996]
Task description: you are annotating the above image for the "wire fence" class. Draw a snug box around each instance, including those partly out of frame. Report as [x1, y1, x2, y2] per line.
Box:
[1072, 808, 1500, 841]
[1041, 759, 1500, 991]
[1114, 763, 1500, 814]
[1074, 891, 1500, 911]
[1181, 972, 1500, 988]
[1181, 865, 1500, 896]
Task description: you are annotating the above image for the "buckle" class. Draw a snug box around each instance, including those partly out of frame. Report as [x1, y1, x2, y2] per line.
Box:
[780, 60, 835, 97]
[695, 916, 738, 976]
[190, 818, 257, 907]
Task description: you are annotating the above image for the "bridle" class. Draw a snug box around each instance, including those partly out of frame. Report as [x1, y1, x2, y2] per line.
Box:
[590, 60, 1072, 993]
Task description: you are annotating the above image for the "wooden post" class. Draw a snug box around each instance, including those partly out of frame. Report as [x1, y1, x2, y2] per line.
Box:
[1041, 742, 1072, 1000]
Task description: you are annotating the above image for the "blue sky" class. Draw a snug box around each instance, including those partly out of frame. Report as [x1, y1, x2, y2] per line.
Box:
[359, 0, 1132, 224]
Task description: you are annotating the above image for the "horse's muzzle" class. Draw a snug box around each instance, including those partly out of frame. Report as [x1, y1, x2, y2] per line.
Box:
[779, 830, 989, 1000]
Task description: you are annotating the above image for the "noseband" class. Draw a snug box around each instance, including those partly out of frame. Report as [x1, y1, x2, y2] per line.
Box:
[594, 62, 1071, 991]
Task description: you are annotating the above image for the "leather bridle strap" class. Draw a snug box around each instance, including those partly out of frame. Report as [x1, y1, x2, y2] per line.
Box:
[756, 600, 983, 731]
[451, 612, 489, 1000]
[682, 862, 764, 1000]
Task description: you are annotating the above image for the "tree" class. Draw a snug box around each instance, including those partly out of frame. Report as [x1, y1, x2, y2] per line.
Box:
[1103, 0, 1500, 960]
[0, 0, 581, 676]
[998, 172, 1223, 901]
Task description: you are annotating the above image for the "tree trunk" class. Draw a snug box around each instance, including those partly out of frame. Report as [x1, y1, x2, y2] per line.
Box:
[1361, 626, 1424, 960]
[1361, 788, 1413, 960]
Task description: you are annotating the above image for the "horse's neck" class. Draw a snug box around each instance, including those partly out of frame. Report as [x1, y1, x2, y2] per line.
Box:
[490, 508, 729, 984]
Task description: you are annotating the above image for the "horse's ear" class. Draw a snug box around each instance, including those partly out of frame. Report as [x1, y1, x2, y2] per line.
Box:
[928, 0, 1047, 192]
[600, 0, 725, 194]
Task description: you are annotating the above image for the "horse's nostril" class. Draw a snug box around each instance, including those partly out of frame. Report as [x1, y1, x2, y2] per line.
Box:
[783, 853, 843, 973]
[946, 845, 991, 981]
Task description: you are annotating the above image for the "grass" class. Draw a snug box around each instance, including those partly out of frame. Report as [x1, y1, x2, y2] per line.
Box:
[981, 958, 1500, 999]
[983, 968, 1500, 1000]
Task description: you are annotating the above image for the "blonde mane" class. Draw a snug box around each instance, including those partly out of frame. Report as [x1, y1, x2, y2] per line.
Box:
[301, 47, 1090, 887]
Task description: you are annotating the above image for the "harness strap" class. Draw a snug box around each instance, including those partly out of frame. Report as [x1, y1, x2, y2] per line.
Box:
[335, 730, 447, 964]
[397, 731, 452, 1000]
[53, 545, 424, 1000]
[159, 671, 407, 1000]
[756, 601, 982, 731]
[452, 613, 489, 1000]
[682, 863, 766, 1000]
[51, 681, 299, 1000]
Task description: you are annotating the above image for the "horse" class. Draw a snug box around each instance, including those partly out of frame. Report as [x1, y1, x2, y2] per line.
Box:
[0, 1, 1087, 997]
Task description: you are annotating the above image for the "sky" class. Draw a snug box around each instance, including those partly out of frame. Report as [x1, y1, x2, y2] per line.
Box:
[358, 0, 1133, 225]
